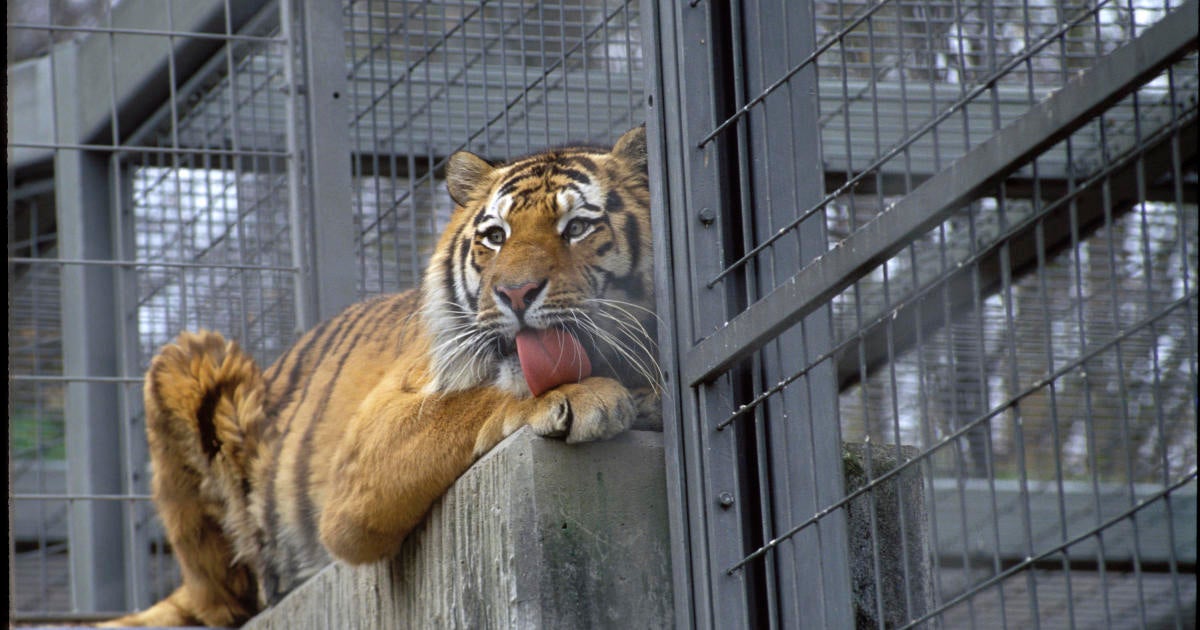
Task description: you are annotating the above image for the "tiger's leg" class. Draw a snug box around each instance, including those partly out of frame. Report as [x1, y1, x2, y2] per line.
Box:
[102, 332, 264, 627]
[318, 375, 635, 565]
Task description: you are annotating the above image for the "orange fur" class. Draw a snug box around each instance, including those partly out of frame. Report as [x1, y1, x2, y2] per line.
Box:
[102, 127, 656, 626]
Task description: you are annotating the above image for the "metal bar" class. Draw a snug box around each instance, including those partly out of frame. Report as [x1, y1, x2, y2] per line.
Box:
[736, 2, 781, 626]
[4, 21, 283, 44]
[741, 1, 853, 627]
[8, 257, 297, 272]
[109, 153, 151, 609]
[298, 0, 357, 322]
[683, 0, 1199, 387]
[121, 0, 285, 149]
[640, 2, 698, 628]
[15, 494, 155, 501]
[51, 43, 128, 613]
[10, 612, 148, 623]
[696, 0, 893, 148]
[675, 1, 750, 623]
[279, 0, 313, 331]
[15, 0, 270, 164]
[714, 107, 1196, 415]
[9, 141, 290, 158]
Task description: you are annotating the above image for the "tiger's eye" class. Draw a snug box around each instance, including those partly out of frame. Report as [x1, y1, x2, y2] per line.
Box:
[564, 218, 590, 240]
[483, 227, 506, 246]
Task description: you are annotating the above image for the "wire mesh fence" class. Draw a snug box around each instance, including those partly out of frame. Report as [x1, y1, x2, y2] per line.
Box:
[8, 0, 1197, 627]
[343, 0, 645, 296]
[9, 1, 298, 619]
[650, 0, 1196, 627]
[7, 0, 645, 622]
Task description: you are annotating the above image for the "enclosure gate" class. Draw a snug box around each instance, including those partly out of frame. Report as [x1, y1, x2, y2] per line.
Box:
[647, 0, 1197, 628]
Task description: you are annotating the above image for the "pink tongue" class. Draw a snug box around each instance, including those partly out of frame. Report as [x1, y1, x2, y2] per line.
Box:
[515, 328, 592, 396]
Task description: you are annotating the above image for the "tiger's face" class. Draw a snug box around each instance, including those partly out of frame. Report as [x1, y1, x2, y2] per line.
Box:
[422, 126, 654, 395]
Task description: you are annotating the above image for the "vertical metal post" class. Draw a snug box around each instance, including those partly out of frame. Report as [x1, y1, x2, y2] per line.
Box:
[293, 0, 357, 323]
[650, 2, 753, 627]
[51, 43, 127, 613]
[651, 0, 855, 626]
[111, 155, 151, 610]
[641, 2, 697, 628]
[740, 1, 855, 626]
[279, 0, 315, 331]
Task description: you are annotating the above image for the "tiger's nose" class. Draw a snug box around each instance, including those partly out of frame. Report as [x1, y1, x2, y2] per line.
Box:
[495, 280, 546, 313]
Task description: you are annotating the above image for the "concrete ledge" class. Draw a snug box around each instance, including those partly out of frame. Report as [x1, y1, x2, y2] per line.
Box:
[244, 429, 672, 629]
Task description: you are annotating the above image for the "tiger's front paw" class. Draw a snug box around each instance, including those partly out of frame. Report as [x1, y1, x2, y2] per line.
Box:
[527, 376, 635, 444]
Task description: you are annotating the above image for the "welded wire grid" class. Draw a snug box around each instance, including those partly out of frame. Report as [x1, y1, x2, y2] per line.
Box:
[699, 0, 1197, 627]
[9, 183, 71, 613]
[342, 0, 645, 296]
[9, 0, 648, 620]
[129, 26, 298, 369]
[8, 2, 299, 620]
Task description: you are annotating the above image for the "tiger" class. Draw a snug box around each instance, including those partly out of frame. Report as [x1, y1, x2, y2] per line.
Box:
[101, 126, 658, 627]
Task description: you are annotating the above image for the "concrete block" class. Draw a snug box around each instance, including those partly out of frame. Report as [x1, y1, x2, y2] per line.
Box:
[244, 428, 672, 630]
[843, 443, 933, 629]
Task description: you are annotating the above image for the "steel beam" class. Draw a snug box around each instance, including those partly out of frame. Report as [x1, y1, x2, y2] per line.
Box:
[295, 0, 357, 323]
[51, 46, 127, 613]
[738, 0, 854, 627]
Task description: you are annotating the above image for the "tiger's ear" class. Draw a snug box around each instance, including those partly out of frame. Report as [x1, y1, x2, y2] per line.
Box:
[611, 124, 647, 172]
[445, 150, 495, 207]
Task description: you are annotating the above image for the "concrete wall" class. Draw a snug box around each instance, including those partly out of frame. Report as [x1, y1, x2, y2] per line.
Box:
[244, 429, 673, 629]
[242, 432, 938, 630]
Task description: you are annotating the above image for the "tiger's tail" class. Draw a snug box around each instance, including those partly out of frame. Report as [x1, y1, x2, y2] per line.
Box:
[101, 331, 266, 627]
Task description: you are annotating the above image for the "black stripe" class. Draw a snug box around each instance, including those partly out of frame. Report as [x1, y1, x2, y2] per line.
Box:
[260, 458, 284, 602]
[265, 317, 335, 418]
[441, 239, 458, 314]
[456, 237, 479, 312]
[563, 400, 575, 436]
[595, 241, 614, 257]
[259, 558, 281, 605]
[287, 306, 361, 418]
[497, 179, 521, 198]
[196, 385, 223, 460]
[496, 171, 533, 198]
[507, 163, 548, 184]
[582, 266, 600, 293]
[622, 214, 642, 279]
[605, 190, 625, 214]
[566, 155, 598, 171]
[589, 264, 614, 296]
[473, 209, 491, 225]
[555, 167, 593, 186]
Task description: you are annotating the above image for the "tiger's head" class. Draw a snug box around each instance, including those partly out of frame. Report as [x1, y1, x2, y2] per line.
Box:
[421, 126, 655, 396]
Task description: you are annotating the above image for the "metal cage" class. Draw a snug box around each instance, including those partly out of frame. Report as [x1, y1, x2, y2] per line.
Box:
[7, 0, 1197, 627]
[647, 0, 1197, 628]
[8, 0, 644, 621]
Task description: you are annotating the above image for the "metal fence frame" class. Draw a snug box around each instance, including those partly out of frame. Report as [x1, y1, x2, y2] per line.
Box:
[8, 0, 1198, 626]
[7, 0, 357, 618]
[646, 0, 1198, 627]
[8, 0, 647, 621]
